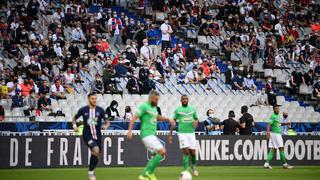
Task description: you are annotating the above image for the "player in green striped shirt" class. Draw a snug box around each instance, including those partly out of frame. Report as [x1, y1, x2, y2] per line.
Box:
[127, 90, 175, 180]
[171, 95, 199, 176]
[264, 105, 293, 169]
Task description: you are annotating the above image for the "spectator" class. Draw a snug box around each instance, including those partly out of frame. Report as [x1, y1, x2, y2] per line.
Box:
[0, 105, 4, 122]
[134, 24, 147, 51]
[160, 18, 173, 51]
[290, 66, 303, 95]
[225, 62, 235, 85]
[140, 39, 153, 62]
[281, 111, 290, 135]
[108, 11, 123, 50]
[25, 89, 37, 111]
[313, 76, 320, 99]
[251, 88, 269, 106]
[71, 22, 86, 43]
[265, 76, 274, 94]
[50, 80, 66, 100]
[221, 110, 239, 135]
[239, 105, 254, 135]
[186, 43, 196, 62]
[37, 93, 52, 112]
[39, 80, 50, 95]
[302, 69, 314, 86]
[106, 100, 120, 121]
[232, 71, 246, 90]
[244, 73, 257, 91]
[204, 109, 221, 135]
[0, 79, 9, 99]
[11, 89, 24, 109]
[91, 74, 104, 94]
[185, 66, 198, 84]
[20, 79, 32, 97]
[126, 73, 141, 94]
[123, 106, 133, 121]
[268, 91, 277, 106]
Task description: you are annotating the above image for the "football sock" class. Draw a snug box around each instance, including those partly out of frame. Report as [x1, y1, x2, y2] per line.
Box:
[142, 154, 163, 175]
[149, 154, 163, 174]
[266, 150, 274, 163]
[280, 150, 287, 164]
[183, 154, 190, 171]
[89, 155, 98, 171]
[191, 154, 196, 168]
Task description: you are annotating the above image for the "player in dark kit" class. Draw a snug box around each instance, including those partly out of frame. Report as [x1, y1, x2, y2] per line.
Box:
[72, 92, 109, 180]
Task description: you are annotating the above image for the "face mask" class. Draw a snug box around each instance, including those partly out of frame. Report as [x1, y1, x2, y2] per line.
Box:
[144, 43, 148, 46]
[90, 20, 94, 23]
[190, 44, 194, 48]
[208, 113, 214, 118]
[113, 105, 117, 109]
[125, 17, 128, 21]
[165, 20, 169, 24]
[228, 65, 232, 70]
[239, 67, 244, 71]
[283, 115, 288, 118]
[247, 75, 251, 78]
[113, 14, 117, 18]
[127, 49, 131, 52]
[31, 61, 36, 65]
[1, 82, 5, 85]
[268, 79, 272, 83]
[261, 91, 266, 94]
[238, 75, 242, 78]
[76, 27, 81, 30]
[22, 31, 26, 34]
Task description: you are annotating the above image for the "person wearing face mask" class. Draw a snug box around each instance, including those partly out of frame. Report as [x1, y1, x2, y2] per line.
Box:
[106, 100, 120, 121]
[160, 18, 173, 51]
[147, 24, 160, 57]
[289, 66, 303, 95]
[140, 39, 153, 61]
[256, 29, 266, 61]
[37, 92, 52, 112]
[225, 62, 235, 85]
[251, 87, 269, 107]
[204, 109, 221, 135]
[232, 71, 246, 90]
[125, 45, 138, 67]
[91, 73, 104, 94]
[281, 112, 290, 135]
[265, 76, 274, 94]
[71, 22, 86, 43]
[16, 28, 29, 46]
[108, 11, 123, 50]
[186, 43, 196, 62]
[11, 89, 24, 110]
[244, 73, 257, 91]
[134, 24, 147, 51]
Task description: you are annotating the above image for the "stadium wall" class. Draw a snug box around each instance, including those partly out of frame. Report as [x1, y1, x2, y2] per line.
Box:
[0, 135, 319, 168]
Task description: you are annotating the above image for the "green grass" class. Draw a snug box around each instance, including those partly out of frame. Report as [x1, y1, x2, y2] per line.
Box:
[0, 166, 320, 180]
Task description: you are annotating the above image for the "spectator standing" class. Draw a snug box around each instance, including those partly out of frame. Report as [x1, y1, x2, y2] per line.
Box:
[239, 106, 254, 135]
[108, 11, 123, 50]
[221, 111, 239, 135]
[290, 66, 303, 95]
[123, 106, 133, 121]
[281, 112, 290, 135]
[140, 39, 153, 62]
[160, 18, 173, 51]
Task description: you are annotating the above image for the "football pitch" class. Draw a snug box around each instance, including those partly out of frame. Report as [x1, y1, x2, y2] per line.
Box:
[1, 166, 320, 180]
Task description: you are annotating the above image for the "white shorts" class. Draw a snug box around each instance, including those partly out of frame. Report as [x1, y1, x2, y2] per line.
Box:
[142, 135, 164, 153]
[178, 133, 197, 150]
[268, 133, 284, 149]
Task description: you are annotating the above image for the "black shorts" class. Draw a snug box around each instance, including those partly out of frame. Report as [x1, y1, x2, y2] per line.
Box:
[83, 135, 102, 150]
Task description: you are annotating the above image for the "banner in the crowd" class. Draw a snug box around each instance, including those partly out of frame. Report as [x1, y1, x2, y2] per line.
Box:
[0, 122, 320, 132]
[0, 135, 319, 168]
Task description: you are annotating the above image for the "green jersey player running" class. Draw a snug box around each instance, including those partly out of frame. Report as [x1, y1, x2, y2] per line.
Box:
[127, 90, 175, 180]
[264, 105, 293, 169]
[170, 95, 199, 176]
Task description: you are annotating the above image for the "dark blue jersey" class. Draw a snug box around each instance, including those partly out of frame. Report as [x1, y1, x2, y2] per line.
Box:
[74, 106, 106, 140]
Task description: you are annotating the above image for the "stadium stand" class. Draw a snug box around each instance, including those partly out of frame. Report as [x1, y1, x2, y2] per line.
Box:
[0, 0, 319, 132]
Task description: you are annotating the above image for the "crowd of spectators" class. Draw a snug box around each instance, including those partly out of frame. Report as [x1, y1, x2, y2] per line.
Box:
[0, 0, 319, 121]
